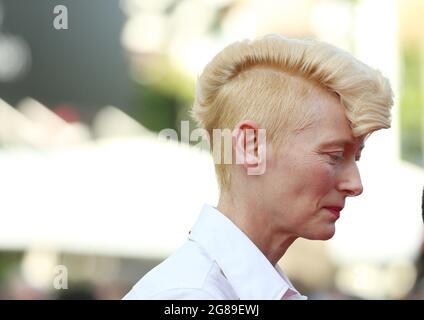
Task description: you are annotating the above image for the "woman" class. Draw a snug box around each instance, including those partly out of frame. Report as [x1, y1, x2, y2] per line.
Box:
[124, 34, 393, 300]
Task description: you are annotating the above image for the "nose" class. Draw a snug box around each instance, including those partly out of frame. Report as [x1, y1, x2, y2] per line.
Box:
[337, 161, 363, 197]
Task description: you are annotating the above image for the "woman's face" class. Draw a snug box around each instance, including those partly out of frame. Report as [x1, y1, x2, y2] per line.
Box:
[259, 88, 364, 241]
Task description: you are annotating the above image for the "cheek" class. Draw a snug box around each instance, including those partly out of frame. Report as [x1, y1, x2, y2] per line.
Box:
[295, 165, 333, 198]
[293, 160, 336, 198]
[310, 163, 337, 194]
[266, 152, 336, 200]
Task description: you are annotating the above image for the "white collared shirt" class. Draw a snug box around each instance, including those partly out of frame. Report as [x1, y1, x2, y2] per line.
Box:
[123, 204, 307, 300]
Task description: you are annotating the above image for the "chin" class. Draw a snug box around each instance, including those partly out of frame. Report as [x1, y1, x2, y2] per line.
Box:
[320, 232, 335, 241]
[322, 226, 336, 240]
[305, 226, 336, 241]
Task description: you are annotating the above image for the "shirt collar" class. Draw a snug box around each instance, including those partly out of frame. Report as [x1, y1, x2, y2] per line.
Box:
[188, 204, 307, 300]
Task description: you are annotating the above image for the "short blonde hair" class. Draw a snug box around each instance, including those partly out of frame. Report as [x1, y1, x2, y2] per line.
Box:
[191, 34, 393, 191]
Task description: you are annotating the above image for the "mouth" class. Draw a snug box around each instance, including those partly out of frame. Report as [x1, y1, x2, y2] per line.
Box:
[323, 206, 343, 219]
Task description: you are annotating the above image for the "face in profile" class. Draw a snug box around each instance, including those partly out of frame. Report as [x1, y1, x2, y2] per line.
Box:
[259, 86, 365, 241]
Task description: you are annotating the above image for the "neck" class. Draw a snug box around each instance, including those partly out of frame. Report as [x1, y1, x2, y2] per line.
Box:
[217, 192, 297, 266]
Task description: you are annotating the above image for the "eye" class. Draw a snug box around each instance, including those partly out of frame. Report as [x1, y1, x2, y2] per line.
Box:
[329, 152, 344, 162]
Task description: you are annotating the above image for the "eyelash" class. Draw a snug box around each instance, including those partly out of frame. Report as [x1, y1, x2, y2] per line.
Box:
[328, 153, 362, 162]
[329, 154, 344, 162]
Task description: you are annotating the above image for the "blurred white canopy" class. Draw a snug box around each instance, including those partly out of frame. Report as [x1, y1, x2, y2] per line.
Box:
[0, 135, 219, 259]
[0, 99, 219, 259]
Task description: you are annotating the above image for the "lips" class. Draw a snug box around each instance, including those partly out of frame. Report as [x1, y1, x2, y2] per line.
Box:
[323, 206, 343, 219]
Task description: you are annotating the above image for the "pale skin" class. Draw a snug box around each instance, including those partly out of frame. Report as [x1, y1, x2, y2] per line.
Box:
[217, 86, 365, 266]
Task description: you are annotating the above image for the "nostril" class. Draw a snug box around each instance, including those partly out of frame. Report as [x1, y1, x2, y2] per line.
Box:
[347, 186, 363, 197]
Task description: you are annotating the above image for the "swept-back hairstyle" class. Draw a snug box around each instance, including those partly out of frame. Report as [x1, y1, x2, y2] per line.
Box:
[191, 34, 393, 191]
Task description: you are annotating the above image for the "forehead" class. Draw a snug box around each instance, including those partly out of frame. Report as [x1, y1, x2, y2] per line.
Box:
[296, 87, 363, 148]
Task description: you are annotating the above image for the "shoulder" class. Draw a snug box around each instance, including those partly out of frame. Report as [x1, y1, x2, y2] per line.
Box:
[123, 240, 233, 300]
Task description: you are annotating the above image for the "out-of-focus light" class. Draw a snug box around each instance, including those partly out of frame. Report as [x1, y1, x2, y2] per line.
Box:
[120, 0, 175, 16]
[21, 248, 58, 290]
[279, 238, 334, 291]
[169, 37, 223, 79]
[384, 261, 417, 299]
[335, 261, 417, 299]
[0, 98, 90, 147]
[53, 105, 81, 124]
[198, 0, 233, 7]
[336, 264, 383, 299]
[17, 98, 68, 130]
[0, 34, 31, 82]
[399, 0, 424, 45]
[169, 0, 215, 38]
[17, 98, 91, 147]
[220, 3, 257, 41]
[221, 0, 312, 41]
[311, 1, 353, 49]
[0, 98, 44, 146]
[92, 106, 152, 138]
[121, 13, 166, 53]
[127, 53, 169, 84]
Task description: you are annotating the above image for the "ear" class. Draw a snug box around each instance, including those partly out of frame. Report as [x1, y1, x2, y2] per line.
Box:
[233, 120, 267, 175]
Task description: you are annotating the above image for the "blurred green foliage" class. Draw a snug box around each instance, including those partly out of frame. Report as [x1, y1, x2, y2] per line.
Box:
[130, 55, 195, 136]
[400, 46, 423, 167]
[0, 251, 23, 290]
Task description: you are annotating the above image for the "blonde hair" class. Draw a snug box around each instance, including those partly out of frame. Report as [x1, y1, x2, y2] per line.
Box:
[191, 34, 393, 191]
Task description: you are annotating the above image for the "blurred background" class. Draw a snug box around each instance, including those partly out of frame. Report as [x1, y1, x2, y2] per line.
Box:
[0, 0, 423, 300]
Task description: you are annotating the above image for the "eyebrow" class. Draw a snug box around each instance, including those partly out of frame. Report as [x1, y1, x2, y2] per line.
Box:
[319, 139, 365, 150]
